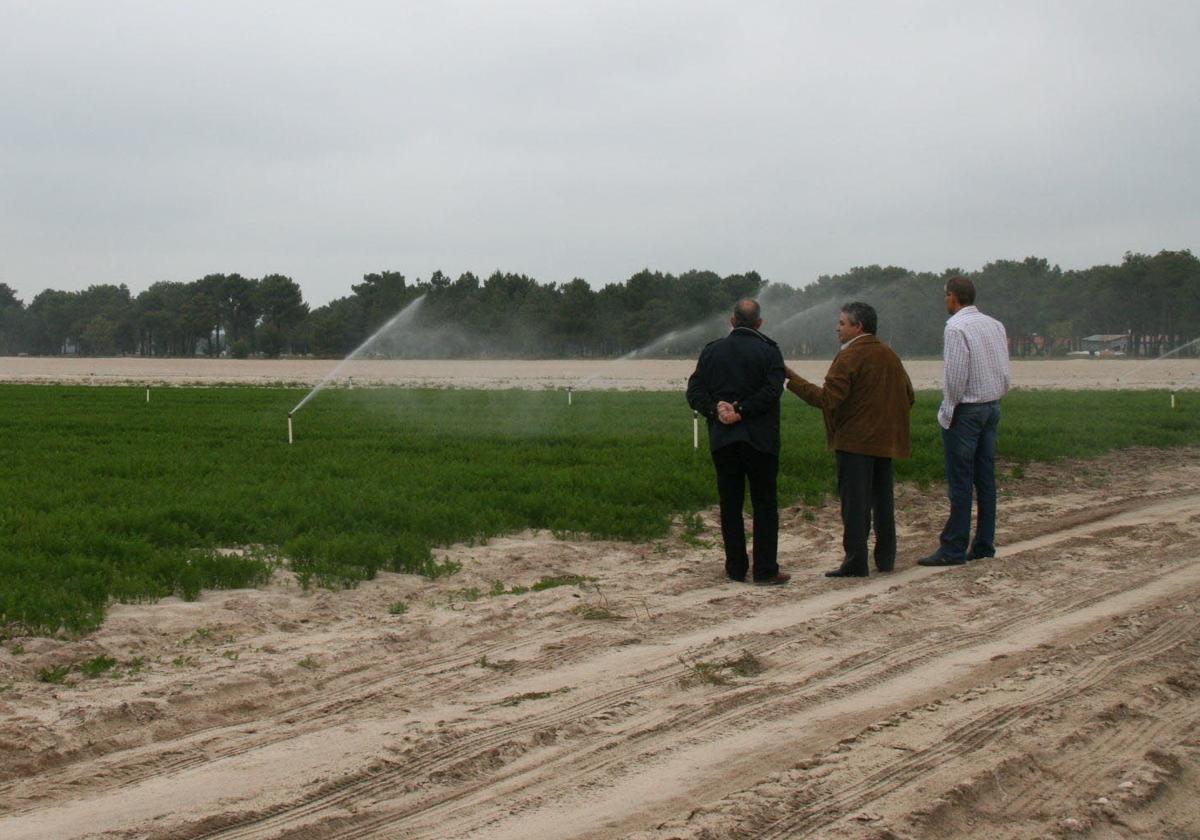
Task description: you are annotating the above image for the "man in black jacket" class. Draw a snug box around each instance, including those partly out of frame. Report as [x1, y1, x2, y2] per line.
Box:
[686, 299, 790, 585]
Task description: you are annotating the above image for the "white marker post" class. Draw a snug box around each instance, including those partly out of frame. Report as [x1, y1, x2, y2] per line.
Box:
[1171, 392, 1176, 409]
[145, 387, 150, 403]
[693, 410, 699, 449]
[567, 386, 573, 405]
[287, 413, 294, 445]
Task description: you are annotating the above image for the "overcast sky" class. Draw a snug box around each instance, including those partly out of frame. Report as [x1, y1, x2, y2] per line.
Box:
[2, 1, 1197, 306]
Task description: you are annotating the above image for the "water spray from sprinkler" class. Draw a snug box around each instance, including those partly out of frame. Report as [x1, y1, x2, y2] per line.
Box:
[772, 298, 843, 343]
[285, 295, 427, 438]
[1115, 336, 1200, 387]
[572, 314, 728, 391]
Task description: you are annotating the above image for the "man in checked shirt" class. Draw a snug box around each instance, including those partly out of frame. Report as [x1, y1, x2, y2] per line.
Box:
[919, 276, 1011, 567]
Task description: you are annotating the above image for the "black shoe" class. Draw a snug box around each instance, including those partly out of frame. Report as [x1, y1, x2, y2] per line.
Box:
[753, 572, 791, 586]
[825, 567, 868, 578]
[726, 573, 746, 583]
[966, 550, 995, 562]
[875, 565, 894, 573]
[918, 552, 965, 567]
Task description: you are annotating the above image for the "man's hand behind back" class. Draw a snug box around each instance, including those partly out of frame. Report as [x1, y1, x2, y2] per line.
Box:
[717, 400, 742, 425]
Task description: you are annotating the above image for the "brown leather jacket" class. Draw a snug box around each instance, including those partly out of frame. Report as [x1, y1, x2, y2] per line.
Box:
[786, 334, 914, 459]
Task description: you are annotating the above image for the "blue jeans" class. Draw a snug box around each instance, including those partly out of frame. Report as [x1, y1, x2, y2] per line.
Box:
[939, 402, 1000, 560]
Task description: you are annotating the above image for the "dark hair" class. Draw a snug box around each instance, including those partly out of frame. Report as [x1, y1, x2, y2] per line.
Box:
[841, 301, 877, 335]
[732, 298, 761, 328]
[945, 276, 976, 306]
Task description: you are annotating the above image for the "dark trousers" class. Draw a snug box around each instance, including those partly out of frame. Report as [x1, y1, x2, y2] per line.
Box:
[939, 401, 1001, 560]
[711, 442, 779, 581]
[835, 450, 896, 575]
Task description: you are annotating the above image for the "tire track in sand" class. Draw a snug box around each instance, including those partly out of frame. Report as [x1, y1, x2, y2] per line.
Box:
[348, 567, 1200, 840]
[751, 615, 1200, 839]
[135, 495, 1200, 840]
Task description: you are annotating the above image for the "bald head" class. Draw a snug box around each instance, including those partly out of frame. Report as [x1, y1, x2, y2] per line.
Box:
[732, 298, 762, 329]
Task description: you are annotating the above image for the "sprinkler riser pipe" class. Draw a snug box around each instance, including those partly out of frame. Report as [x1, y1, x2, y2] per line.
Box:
[287, 414, 294, 445]
[693, 411, 699, 449]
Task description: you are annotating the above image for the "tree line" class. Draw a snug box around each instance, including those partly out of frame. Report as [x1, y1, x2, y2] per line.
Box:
[0, 249, 1196, 359]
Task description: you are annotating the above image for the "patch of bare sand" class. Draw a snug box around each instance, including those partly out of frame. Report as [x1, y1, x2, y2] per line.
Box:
[2, 447, 1199, 839]
[2, 355, 1200, 390]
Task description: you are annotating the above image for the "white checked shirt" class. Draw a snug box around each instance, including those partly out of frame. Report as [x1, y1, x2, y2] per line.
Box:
[938, 306, 1010, 429]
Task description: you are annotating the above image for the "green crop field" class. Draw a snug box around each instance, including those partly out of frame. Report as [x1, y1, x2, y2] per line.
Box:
[1, 384, 1197, 636]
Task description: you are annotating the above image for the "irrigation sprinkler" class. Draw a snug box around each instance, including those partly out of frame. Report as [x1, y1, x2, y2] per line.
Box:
[1171, 391, 1176, 409]
[288, 411, 294, 445]
[145, 387, 150, 403]
[567, 385, 574, 405]
[693, 410, 699, 449]
[288, 294, 426, 420]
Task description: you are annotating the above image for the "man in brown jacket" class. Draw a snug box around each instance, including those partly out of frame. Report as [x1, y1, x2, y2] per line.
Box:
[786, 302, 914, 577]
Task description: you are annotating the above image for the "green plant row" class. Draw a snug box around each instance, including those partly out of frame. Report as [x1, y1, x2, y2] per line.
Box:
[1, 385, 1195, 636]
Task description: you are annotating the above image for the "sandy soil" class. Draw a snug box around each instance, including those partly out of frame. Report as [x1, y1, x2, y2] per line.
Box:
[2, 355, 1200, 391]
[2, 441, 1199, 839]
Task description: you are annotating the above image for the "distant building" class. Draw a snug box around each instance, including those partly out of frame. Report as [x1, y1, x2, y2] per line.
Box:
[1080, 334, 1128, 354]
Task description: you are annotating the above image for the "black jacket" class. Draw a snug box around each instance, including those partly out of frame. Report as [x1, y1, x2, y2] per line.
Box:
[686, 327, 786, 455]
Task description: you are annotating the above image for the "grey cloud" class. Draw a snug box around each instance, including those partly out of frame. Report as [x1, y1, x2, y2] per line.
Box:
[1, 1, 1196, 305]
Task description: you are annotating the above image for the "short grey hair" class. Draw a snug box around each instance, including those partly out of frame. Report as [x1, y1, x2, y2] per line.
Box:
[732, 298, 761, 328]
[841, 301, 878, 335]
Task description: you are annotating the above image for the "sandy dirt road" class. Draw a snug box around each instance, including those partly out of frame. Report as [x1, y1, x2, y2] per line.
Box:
[1, 445, 1198, 839]
[2, 356, 1199, 391]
